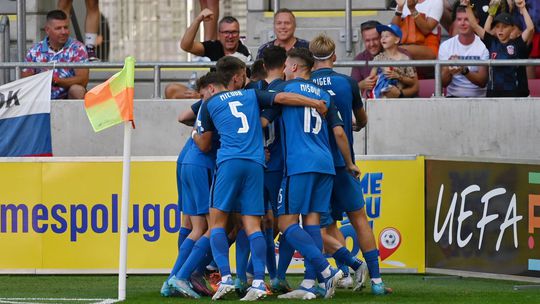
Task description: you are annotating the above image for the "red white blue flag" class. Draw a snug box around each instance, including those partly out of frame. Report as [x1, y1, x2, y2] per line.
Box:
[0, 71, 53, 156]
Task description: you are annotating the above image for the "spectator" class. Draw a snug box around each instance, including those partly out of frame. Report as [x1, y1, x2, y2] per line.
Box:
[58, 0, 100, 61]
[22, 10, 89, 100]
[439, 5, 489, 97]
[167, 10, 251, 99]
[483, 0, 529, 43]
[199, 0, 220, 40]
[464, 0, 533, 97]
[256, 8, 309, 59]
[181, 10, 251, 62]
[526, 0, 539, 78]
[369, 24, 418, 99]
[351, 20, 418, 98]
[392, 0, 444, 60]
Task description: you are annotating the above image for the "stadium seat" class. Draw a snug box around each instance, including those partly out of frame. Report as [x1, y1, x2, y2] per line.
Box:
[529, 79, 540, 97]
[418, 79, 435, 98]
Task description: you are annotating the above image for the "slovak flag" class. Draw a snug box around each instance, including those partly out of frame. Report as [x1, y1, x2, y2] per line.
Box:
[0, 70, 53, 156]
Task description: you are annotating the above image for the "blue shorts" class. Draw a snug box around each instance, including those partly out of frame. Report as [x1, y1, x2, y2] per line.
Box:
[176, 162, 182, 211]
[321, 167, 365, 226]
[277, 173, 333, 216]
[210, 159, 264, 216]
[264, 170, 282, 214]
[181, 164, 213, 216]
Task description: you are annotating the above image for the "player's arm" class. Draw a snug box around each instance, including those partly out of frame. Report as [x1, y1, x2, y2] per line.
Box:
[328, 103, 361, 177]
[255, 89, 328, 116]
[178, 99, 202, 126]
[180, 9, 213, 56]
[192, 102, 214, 153]
[350, 78, 368, 131]
[260, 106, 281, 128]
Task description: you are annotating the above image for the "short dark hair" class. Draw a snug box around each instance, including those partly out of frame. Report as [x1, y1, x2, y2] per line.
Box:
[287, 48, 314, 70]
[360, 20, 381, 32]
[46, 10, 68, 22]
[452, 3, 478, 21]
[196, 72, 227, 91]
[274, 8, 296, 20]
[250, 59, 267, 80]
[216, 56, 246, 84]
[219, 16, 239, 29]
[262, 45, 287, 70]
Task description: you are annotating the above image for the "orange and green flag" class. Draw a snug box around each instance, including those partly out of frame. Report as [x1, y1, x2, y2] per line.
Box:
[84, 56, 135, 132]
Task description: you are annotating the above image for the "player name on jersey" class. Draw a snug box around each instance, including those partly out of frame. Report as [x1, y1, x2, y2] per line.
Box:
[219, 90, 244, 101]
[300, 83, 321, 97]
[312, 76, 332, 86]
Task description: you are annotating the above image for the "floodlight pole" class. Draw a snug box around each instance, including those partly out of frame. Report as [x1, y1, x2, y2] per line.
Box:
[118, 121, 132, 301]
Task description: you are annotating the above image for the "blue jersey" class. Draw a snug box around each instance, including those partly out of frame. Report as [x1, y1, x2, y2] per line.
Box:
[199, 89, 276, 166]
[181, 100, 218, 169]
[311, 68, 363, 167]
[177, 137, 192, 164]
[245, 79, 268, 90]
[263, 78, 285, 172]
[273, 78, 335, 176]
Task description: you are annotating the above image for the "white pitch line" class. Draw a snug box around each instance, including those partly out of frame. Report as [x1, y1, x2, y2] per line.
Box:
[0, 298, 119, 304]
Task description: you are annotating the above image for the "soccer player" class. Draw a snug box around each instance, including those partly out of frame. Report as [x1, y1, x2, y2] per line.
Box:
[310, 33, 392, 295]
[160, 138, 194, 297]
[243, 45, 293, 294]
[270, 48, 348, 300]
[167, 56, 253, 299]
[194, 70, 328, 300]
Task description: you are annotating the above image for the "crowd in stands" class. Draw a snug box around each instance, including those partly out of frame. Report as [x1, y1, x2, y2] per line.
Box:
[21, 0, 539, 100]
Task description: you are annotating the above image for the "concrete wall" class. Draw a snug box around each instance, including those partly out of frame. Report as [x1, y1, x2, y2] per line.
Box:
[365, 98, 540, 159]
[51, 99, 194, 156]
[50, 98, 540, 159]
[51, 98, 366, 157]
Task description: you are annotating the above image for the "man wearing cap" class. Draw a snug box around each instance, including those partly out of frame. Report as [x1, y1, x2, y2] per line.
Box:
[463, 0, 534, 97]
[368, 23, 418, 99]
[351, 20, 418, 98]
[439, 4, 489, 97]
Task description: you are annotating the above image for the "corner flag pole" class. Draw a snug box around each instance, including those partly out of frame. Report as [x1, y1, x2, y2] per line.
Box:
[118, 121, 132, 301]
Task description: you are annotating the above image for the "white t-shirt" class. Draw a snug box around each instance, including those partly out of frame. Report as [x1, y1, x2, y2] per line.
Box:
[402, 0, 444, 35]
[438, 35, 490, 97]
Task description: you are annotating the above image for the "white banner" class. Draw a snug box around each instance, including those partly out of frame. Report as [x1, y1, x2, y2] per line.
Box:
[0, 71, 53, 119]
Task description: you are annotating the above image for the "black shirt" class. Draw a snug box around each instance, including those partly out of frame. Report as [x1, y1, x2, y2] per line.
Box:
[201, 40, 252, 61]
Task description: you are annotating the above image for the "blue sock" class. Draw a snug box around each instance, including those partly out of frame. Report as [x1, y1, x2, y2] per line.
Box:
[333, 247, 362, 271]
[265, 228, 277, 279]
[178, 227, 191, 251]
[248, 231, 267, 281]
[304, 225, 324, 282]
[247, 258, 254, 276]
[235, 229, 250, 282]
[196, 251, 213, 274]
[168, 238, 195, 280]
[177, 236, 211, 280]
[283, 224, 329, 275]
[363, 249, 381, 279]
[340, 264, 350, 277]
[277, 233, 295, 280]
[210, 228, 231, 277]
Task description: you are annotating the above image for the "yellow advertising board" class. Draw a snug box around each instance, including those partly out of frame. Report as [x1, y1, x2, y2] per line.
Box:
[284, 156, 425, 273]
[0, 157, 424, 273]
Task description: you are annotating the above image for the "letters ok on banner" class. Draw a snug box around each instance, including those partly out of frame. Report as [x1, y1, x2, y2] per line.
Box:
[0, 71, 53, 157]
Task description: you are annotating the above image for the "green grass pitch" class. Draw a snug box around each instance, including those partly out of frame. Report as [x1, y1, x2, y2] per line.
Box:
[0, 274, 538, 303]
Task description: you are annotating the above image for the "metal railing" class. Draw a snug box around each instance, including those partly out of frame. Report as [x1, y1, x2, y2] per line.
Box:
[2, 59, 540, 97]
[345, 0, 353, 54]
[0, 15, 10, 85]
[16, 0, 25, 79]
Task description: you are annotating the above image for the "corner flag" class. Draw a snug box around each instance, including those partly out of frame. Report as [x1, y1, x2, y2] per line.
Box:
[84, 57, 135, 132]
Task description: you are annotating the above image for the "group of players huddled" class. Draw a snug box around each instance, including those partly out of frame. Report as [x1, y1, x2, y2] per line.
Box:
[160, 33, 392, 301]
